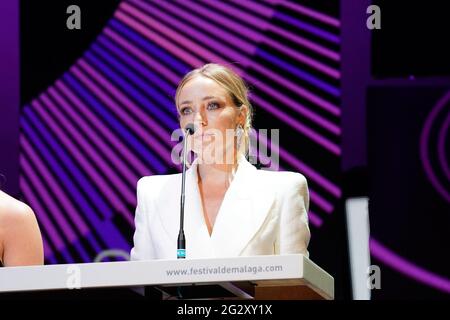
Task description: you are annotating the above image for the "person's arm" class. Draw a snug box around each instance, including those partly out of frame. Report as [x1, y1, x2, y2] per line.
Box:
[1, 202, 44, 266]
[276, 173, 311, 257]
[130, 177, 156, 261]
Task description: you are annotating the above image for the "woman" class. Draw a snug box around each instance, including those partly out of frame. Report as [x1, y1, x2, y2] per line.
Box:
[131, 63, 310, 260]
[0, 189, 44, 266]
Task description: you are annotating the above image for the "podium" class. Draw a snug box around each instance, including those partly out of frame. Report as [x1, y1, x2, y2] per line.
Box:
[0, 254, 333, 300]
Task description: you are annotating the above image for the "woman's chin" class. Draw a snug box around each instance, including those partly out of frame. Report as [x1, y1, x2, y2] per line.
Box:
[192, 150, 238, 165]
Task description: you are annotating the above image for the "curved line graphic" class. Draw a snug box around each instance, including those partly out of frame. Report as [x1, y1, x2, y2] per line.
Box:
[438, 112, 450, 182]
[420, 91, 450, 203]
[370, 238, 450, 294]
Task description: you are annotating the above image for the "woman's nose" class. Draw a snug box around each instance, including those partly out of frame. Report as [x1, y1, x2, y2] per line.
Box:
[194, 108, 207, 126]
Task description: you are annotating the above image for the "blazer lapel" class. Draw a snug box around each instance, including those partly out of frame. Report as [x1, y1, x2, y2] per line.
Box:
[152, 160, 214, 259]
[154, 156, 275, 259]
[210, 157, 275, 257]
[183, 161, 216, 258]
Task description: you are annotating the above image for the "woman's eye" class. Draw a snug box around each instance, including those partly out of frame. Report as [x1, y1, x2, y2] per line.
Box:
[207, 102, 220, 110]
[180, 107, 192, 115]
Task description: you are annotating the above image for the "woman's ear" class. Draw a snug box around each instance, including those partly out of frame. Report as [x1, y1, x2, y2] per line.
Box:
[238, 104, 249, 125]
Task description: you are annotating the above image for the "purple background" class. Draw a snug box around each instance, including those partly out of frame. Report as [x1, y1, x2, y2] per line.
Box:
[0, 0, 19, 196]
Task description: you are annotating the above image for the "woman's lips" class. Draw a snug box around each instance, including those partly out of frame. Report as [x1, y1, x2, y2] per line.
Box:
[194, 133, 214, 139]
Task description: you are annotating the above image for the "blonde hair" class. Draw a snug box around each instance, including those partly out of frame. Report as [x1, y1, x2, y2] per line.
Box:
[175, 63, 253, 157]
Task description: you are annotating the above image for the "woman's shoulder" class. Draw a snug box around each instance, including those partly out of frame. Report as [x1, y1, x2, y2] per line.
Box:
[254, 168, 308, 189]
[136, 173, 182, 191]
[0, 191, 34, 218]
[0, 191, 43, 266]
[0, 191, 36, 232]
[253, 169, 309, 209]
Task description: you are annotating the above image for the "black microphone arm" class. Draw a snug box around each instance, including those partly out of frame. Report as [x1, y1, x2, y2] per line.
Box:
[177, 123, 195, 259]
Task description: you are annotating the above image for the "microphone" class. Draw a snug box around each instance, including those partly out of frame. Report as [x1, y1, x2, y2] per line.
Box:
[177, 123, 196, 259]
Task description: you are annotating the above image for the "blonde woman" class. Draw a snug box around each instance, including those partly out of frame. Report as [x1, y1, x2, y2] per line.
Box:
[0, 189, 44, 267]
[131, 63, 310, 260]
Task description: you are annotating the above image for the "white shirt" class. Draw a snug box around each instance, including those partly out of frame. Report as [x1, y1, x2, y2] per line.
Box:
[130, 155, 310, 260]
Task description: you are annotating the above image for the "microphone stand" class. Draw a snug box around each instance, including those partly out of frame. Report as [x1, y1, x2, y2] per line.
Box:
[177, 125, 194, 259]
[176, 124, 194, 300]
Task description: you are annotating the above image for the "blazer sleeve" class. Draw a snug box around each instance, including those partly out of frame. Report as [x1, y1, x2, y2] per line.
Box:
[277, 173, 311, 257]
[130, 177, 156, 261]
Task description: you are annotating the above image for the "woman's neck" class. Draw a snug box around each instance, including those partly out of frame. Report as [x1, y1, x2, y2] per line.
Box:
[197, 154, 240, 187]
[197, 162, 235, 185]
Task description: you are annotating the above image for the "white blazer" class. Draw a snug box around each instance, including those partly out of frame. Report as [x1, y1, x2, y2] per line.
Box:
[130, 155, 310, 260]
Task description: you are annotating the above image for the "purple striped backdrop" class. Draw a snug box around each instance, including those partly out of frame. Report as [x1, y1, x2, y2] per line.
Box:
[20, 0, 341, 264]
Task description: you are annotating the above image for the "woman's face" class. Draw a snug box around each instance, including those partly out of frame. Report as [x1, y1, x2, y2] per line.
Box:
[177, 75, 245, 163]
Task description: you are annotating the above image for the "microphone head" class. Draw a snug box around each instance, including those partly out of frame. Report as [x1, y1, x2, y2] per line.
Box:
[185, 123, 196, 135]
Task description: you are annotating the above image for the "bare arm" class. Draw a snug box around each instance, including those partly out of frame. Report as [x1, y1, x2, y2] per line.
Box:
[0, 198, 44, 266]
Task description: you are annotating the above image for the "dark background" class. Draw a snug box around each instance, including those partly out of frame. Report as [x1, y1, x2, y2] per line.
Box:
[371, 1, 450, 78]
[21, 0, 121, 104]
[368, 86, 450, 299]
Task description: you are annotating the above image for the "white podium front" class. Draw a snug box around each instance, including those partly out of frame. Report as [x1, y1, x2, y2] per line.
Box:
[0, 254, 334, 300]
